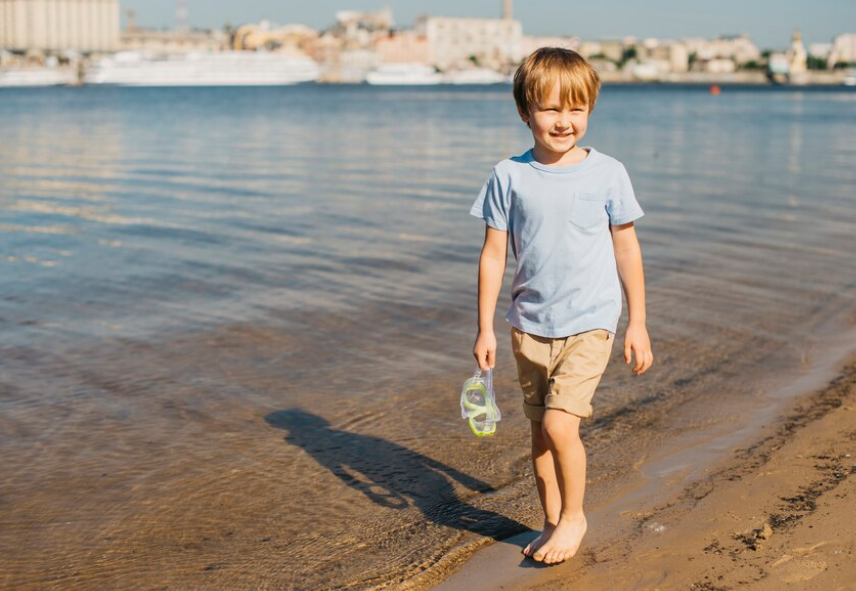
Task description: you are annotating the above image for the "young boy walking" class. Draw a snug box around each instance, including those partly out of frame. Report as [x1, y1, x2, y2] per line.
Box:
[470, 47, 654, 565]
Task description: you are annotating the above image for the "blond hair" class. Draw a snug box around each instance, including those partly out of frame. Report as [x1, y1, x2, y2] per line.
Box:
[513, 47, 601, 117]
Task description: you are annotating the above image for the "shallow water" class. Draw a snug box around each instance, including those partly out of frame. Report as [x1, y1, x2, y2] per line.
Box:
[1, 84, 855, 590]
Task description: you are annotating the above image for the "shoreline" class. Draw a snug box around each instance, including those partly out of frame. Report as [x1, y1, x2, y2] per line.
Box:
[422, 324, 856, 591]
[2, 74, 856, 90]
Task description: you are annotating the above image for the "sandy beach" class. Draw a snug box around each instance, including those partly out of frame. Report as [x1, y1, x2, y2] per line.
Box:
[431, 349, 856, 591]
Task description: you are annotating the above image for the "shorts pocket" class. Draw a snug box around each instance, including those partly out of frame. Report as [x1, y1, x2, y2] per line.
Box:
[591, 329, 611, 341]
[569, 192, 608, 230]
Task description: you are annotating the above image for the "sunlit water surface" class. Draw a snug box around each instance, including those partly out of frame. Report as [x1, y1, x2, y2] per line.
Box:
[1, 84, 855, 590]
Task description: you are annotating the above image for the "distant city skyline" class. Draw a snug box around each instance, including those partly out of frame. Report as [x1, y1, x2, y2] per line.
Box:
[121, 0, 854, 49]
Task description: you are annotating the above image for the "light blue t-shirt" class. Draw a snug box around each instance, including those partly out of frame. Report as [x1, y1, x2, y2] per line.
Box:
[470, 146, 644, 338]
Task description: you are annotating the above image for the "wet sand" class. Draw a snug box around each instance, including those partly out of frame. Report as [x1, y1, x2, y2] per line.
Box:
[431, 349, 856, 591]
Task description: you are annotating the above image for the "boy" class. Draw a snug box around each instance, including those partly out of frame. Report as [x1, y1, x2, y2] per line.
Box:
[470, 47, 654, 565]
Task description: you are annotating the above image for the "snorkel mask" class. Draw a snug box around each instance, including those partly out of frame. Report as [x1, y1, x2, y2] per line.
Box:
[460, 367, 502, 437]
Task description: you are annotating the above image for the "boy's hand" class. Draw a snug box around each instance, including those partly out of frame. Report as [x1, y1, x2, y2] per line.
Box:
[624, 323, 654, 376]
[473, 330, 497, 371]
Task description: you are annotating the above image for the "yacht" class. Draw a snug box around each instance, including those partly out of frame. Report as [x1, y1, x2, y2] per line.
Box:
[0, 67, 76, 87]
[366, 63, 442, 85]
[444, 68, 507, 85]
[843, 69, 856, 87]
[86, 51, 320, 86]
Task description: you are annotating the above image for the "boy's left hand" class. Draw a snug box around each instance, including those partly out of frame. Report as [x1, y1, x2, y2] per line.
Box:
[624, 323, 654, 376]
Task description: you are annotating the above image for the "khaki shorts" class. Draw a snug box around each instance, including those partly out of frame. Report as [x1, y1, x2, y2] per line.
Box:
[511, 326, 614, 421]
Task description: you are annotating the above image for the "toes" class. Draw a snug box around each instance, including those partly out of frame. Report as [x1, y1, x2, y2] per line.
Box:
[532, 548, 547, 562]
[522, 543, 531, 556]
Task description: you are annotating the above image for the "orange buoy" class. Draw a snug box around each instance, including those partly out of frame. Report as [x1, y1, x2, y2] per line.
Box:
[710, 85, 721, 95]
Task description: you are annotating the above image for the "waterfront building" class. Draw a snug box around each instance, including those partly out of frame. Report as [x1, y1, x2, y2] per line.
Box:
[634, 38, 689, 73]
[121, 28, 228, 55]
[683, 34, 760, 67]
[0, 0, 119, 52]
[828, 33, 856, 68]
[335, 48, 377, 82]
[232, 21, 318, 53]
[789, 29, 807, 75]
[331, 7, 393, 50]
[584, 39, 625, 64]
[376, 30, 430, 65]
[705, 58, 736, 74]
[653, 40, 689, 73]
[414, 13, 523, 71]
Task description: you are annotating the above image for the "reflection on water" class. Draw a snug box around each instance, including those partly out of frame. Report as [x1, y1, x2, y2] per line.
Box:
[1, 85, 855, 590]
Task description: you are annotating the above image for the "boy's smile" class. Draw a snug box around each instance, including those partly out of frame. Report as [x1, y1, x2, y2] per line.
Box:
[519, 82, 591, 166]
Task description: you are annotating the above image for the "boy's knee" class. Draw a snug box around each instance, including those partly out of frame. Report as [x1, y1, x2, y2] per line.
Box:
[541, 410, 581, 445]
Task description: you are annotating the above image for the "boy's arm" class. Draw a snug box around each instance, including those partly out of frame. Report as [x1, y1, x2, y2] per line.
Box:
[611, 221, 654, 375]
[473, 225, 508, 370]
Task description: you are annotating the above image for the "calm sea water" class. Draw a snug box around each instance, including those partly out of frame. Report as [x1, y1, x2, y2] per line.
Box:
[1, 84, 855, 590]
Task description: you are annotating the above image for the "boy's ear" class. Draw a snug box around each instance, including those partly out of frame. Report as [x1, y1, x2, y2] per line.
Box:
[516, 106, 530, 128]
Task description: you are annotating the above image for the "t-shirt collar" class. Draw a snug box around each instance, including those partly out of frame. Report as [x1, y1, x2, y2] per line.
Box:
[526, 146, 597, 174]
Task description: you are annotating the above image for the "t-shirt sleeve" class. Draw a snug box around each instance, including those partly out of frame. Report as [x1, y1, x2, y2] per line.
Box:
[606, 164, 644, 225]
[469, 169, 510, 231]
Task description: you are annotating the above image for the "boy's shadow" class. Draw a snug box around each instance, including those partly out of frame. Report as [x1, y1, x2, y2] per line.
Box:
[265, 409, 529, 541]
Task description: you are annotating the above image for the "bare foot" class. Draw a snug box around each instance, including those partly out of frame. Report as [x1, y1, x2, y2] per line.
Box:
[532, 514, 587, 564]
[522, 521, 555, 558]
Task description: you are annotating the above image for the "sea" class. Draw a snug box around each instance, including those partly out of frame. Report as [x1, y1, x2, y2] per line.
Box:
[1, 83, 855, 590]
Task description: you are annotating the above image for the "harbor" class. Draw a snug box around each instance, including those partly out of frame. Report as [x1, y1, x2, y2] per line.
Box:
[1, 2, 855, 88]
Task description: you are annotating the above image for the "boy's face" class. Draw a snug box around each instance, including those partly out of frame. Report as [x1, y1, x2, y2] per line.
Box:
[519, 82, 590, 158]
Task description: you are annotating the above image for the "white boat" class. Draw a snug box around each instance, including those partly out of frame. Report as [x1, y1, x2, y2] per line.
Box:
[366, 63, 442, 85]
[86, 51, 320, 86]
[0, 67, 76, 87]
[843, 69, 856, 87]
[444, 68, 507, 85]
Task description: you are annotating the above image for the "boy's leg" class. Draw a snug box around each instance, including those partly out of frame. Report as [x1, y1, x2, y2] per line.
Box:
[531, 329, 613, 564]
[510, 327, 563, 557]
[532, 409, 587, 564]
[522, 419, 562, 557]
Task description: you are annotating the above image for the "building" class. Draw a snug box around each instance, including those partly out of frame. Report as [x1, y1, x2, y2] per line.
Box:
[376, 30, 430, 64]
[121, 28, 228, 55]
[579, 39, 625, 64]
[233, 21, 317, 53]
[0, 0, 119, 52]
[636, 39, 689, 73]
[705, 58, 736, 74]
[828, 33, 856, 68]
[331, 7, 393, 50]
[415, 15, 523, 70]
[683, 34, 760, 68]
[789, 29, 807, 75]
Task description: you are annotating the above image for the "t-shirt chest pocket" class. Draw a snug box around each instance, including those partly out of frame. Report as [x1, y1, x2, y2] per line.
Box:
[569, 192, 608, 230]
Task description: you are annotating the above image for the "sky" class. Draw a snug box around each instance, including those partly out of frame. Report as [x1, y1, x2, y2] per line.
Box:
[124, 0, 854, 50]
